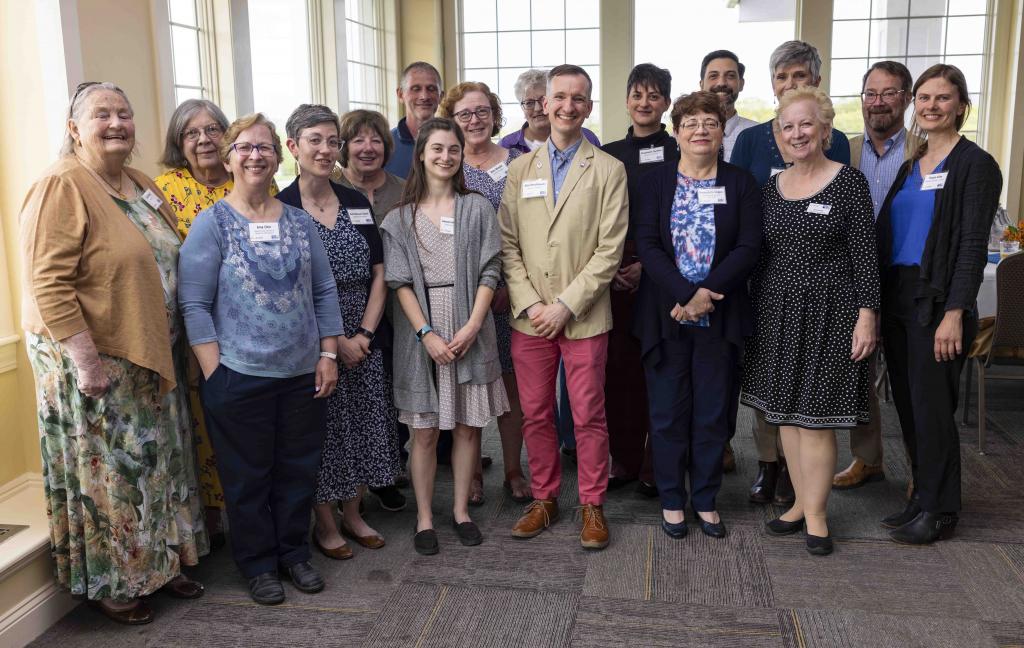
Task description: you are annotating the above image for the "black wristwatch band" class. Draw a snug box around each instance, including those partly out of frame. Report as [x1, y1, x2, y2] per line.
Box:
[355, 327, 375, 341]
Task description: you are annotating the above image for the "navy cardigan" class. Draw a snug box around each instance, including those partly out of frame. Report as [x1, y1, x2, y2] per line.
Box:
[632, 161, 763, 364]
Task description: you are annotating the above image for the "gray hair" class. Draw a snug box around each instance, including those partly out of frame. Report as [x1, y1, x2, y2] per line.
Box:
[60, 82, 133, 157]
[285, 103, 340, 140]
[159, 98, 230, 169]
[769, 40, 821, 82]
[514, 69, 548, 102]
[400, 61, 442, 90]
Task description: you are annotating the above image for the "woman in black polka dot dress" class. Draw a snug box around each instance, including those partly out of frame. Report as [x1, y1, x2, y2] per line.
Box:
[740, 87, 879, 556]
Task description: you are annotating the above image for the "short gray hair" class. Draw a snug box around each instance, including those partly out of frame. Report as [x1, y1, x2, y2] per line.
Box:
[769, 40, 821, 82]
[286, 103, 340, 140]
[400, 61, 442, 90]
[159, 98, 230, 169]
[61, 81, 134, 157]
[514, 69, 548, 102]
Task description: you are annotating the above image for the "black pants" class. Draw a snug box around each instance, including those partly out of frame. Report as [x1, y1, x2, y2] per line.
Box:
[201, 366, 327, 578]
[644, 332, 737, 511]
[882, 267, 976, 513]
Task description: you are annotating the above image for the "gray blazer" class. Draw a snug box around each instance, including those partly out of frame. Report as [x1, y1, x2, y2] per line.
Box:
[380, 191, 503, 414]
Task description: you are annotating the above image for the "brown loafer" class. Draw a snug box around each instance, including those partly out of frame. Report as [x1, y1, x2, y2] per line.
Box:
[340, 522, 385, 549]
[160, 575, 205, 599]
[89, 599, 154, 625]
[832, 458, 884, 490]
[580, 503, 610, 550]
[722, 442, 737, 473]
[313, 534, 354, 560]
[511, 499, 559, 538]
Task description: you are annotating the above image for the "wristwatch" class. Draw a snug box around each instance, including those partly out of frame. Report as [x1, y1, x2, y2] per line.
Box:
[355, 327, 375, 341]
[416, 324, 433, 341]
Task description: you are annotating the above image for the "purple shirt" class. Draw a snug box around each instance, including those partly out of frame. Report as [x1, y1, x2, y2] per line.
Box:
[499, 122, 601, 154]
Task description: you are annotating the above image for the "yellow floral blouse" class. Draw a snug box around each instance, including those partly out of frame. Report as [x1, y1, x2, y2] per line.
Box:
[154, 167, 278, 237]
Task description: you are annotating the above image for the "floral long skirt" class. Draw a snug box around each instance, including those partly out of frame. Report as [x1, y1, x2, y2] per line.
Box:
[27, 333, 207, 601]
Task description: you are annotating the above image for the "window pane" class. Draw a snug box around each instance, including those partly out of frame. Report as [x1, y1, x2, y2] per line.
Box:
[907, 17, 945, 55]
[462, 0, 496, 32]
[501, 103, 521, 134]
[830, 58, 869, 96]
[832, 19, 870, 58]
[944, 54, 983, 92]
[945, 16, 986, 55]
[463, 32, 498, 69]
[498, 31, 532, 67]
[463, 67, 499, 93]
[833, 0, 870, 19]
[584, 64, 600, 99]
[873, 0, 909, 18]
[585, 101, 601, 141]
[910, 0, 947, 16]
[565, 29, 599, 66]
[947, 0, 989, 14]
[531, 31, 565, 67]
[906, 55, 943, 82]
[833, 96, 864, 135]
[870, 18, 909, 58]
[498, 66, 530, 105]
[531, 0, 564, 30]
[349, 62, 381, 105]
[497, 0, 530, 30]
[171, 25, 202, 87]
[964, 92, 981, 133]
[175, 86, 203, 104]
[565, 0, 599, 28]
[169, 0, 197, 26]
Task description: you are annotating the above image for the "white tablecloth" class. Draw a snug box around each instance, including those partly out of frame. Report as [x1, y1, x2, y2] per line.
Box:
[977, 262, 998, 318]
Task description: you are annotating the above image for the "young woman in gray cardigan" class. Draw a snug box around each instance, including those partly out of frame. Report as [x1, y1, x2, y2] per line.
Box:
[379, 118, 509, 555]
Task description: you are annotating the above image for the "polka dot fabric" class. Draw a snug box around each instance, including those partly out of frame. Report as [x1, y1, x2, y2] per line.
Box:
[740, 165, 880, 429]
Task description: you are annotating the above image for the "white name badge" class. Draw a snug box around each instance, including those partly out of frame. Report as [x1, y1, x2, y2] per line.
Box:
[921, 171, 949, 191]
[248, 222, 280, 242]
[439, 217, 455, 235]
[348, 208, 374, 225]
[639, 146, 665, 164]
[807, 203, 832, 215]
[141, 189, 163, 210]
[697, 187, 727, 205]
[487, 161, 508, 182]
[522, 179, 548, 198]
[770, 167, 785, 177]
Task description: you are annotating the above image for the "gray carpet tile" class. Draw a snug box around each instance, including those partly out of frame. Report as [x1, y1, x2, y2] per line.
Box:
[569, 597, 785, 648]
[792, 607, 998, 648]
[939, 542, 1024, 623]
[988, 621, 1024, 648]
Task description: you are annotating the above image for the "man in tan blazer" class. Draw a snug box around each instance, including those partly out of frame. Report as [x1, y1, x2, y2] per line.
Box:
[499, 64, 628, 550]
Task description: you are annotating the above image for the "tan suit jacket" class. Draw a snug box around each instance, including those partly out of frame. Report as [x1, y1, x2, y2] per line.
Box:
[498, 137, 628, 339]
[849, 129, 923, 170]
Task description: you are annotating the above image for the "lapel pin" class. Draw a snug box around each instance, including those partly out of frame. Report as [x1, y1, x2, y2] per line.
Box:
[536, 161, 542, 168]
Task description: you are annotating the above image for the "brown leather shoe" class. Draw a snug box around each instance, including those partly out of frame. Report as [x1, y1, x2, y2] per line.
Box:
[511, 499, 559, 538]
[160, 574, 205, 599]
[340, 522, 386, 549]
[580, 504, 609, 550]
[832, 458, 884, 490]
[722, 442, 736, 473]
[313, 534, 354, 560]
[89, 599, 154, 625]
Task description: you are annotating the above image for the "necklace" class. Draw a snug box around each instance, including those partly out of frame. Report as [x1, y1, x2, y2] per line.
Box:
[464, 147, 497, 169]
[304, 192, 335, 214]
[85, 164, 127, 199]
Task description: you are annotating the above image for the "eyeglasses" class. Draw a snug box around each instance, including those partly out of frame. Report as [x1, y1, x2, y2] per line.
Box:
[861, 89, 906, 104]
[679, 118, 721, 131]
[300, 135, 342, 149]
[520, 98, 544, 111]
[183, 124, 224, 141]
[231, 142, 276, 157]
[452, 107, 492, 123]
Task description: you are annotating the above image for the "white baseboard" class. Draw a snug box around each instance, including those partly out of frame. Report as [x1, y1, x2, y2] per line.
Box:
[0, 582, 79, 648]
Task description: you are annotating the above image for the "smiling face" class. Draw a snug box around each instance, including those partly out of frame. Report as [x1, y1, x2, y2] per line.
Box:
[419, 128, 462, 182]
[226, 124, 279, 187]
[399, 68, 442, 126]
[772, 62, 819, 99]
[543, 74, 593, 140]
[287, 121, 340, 180]
[673, 110, 724, 160]
[700, 57, 745, 110]
[346, 125, 386, 173]
[914, 76, 966, 136]
[182, 110, 224, 174]
[627, 84, 670, 131]
[452, 90, 495, 147]
[521, 83, 549, 133]
[69, 89, 135, 164]
[778, 98, 829, 162]
[861, 69, 911, 137]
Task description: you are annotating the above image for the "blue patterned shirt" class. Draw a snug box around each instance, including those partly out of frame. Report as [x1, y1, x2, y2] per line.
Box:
[670, 173, 718, 327]
[548, 137, 584, 205]
[858, 128, 908, 219]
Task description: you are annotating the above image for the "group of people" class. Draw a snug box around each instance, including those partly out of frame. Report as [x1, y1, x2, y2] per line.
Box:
[19, 37, 1001, 623]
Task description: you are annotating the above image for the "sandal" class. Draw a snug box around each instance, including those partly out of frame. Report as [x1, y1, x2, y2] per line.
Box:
[469, 472, 485, 506]
[503, 468, 532, 504]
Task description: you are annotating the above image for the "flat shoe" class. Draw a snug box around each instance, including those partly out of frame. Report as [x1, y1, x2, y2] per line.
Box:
[340, 522, 385, 549]
[313, 534, 353, 560]
[160, 575, 205, 599]
[247, 572, 285, 605]
[806, 533, 834, 556]
[414, 524, 440, 555]
[697, 518, 727, 539]
[661, 519, 688, 539]
[453, 520, 483, 546]
[88, 599, 154, 625]
[766, 517, 804, 536]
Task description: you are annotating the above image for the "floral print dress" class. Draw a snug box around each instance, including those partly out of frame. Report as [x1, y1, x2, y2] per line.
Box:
[26, 191, 207, 601]
[670, 173, 718, 327]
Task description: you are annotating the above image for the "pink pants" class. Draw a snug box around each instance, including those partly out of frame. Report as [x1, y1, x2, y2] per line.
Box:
[511, 330, 610, 505]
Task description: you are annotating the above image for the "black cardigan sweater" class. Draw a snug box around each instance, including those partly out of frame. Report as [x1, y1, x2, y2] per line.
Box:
[876, 136, 1002, 325]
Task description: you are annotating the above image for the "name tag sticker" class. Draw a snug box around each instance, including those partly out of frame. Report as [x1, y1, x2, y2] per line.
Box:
[522, 179, 548, 198]
[486, 161, 508, 182]
[348, 208, 374, 225]
[248, 222, 281, 242]
[639, 146, 665, 164]
[921, 171, 949, 191]
[141, 189, 163, 210]
[439, 217, 455, 235]
[697, 187, 727, 205]
[807, 203, 832, 215]
[770, 167, 785, 177]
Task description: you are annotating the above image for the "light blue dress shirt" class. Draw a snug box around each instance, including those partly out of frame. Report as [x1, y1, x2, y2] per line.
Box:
[859, 129, 908, 219]
[547, 137, 584, 205]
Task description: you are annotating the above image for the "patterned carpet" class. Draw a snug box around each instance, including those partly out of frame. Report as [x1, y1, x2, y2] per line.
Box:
[29, 370, 1024, 647]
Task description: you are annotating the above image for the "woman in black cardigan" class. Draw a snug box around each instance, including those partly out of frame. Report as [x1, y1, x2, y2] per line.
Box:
[876, 65, 1001, 545]
[633, 92, 762, 539]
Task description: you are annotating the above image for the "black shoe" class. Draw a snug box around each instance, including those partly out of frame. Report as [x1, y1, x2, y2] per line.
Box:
[481, 454, 493, 470]
[696, 515, 727, 539]
[635, 480, 659, 498]
[370, 485, 407, 511]
[806, 533, 834, 556]
[748, 461, 778, 504]
[248, 572, 285, 605]
[772, 460, 795, 506]
[209, 531, 227, 552]
[661, 518, 688, 539]
[413, 524, 440, 555]
[880, 496, 921, 529]
[453, 520, 483, 546]
[284, 561, 324, 593]
[608, 475, 637, 491]
[889, 511, 958, 545]
[560, 446, 577, 465]
[765, 516, 805, 536]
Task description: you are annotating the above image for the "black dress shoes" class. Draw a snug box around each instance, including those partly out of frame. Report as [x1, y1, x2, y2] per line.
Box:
[635, 481, 659, 498]
[414, 524, 440, 555]
[765, 516, 805, 536]
[806, 533, 834, 556]
[881, 497, 921, 529]
[661, 518, 688, 539]
[608, 475, 637, 491]
[284, 561, 325, 593]
[772, 460, 796, 506]
[697, 517, 727, 539]
[248, 572, 285, 605]
[889, 511, 959, 545]
[453, 520, 483, 546]
[748, 461, 778, 504]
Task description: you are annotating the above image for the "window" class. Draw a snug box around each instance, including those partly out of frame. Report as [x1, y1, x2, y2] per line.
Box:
[168, 0, 209, 103]
[346, 0, 387, 113]
[458, 0, 601, 139]
[635, 0, 796, 125]
[830, 0, 992, 140]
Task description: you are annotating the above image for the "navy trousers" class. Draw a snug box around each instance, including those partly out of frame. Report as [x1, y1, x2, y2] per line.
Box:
[644, 332, 736, 511]
[201, 366, 327, 578]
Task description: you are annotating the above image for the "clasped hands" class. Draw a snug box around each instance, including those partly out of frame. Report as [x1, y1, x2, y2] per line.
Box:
[422, 321, 482, 365]
[670, 287, 723, 323]
[527, 301, 572, 340]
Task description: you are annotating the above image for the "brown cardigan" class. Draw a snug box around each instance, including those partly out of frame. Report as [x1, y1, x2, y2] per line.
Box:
[20, 156, 182, 393]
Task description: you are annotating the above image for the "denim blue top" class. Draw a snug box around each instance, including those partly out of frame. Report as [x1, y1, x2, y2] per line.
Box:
[178, 200, 344, 378]
[548, 137, 584, 205]
[858, 129, 907, 218]
[730, 119, 851, 186]
[890, 158, 946, 267]
[670, 173, 718, 327]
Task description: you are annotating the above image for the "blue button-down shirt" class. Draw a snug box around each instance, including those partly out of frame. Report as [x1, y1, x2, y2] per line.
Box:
[859, 128, 907, 219]
[548, 137, 583, 205]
